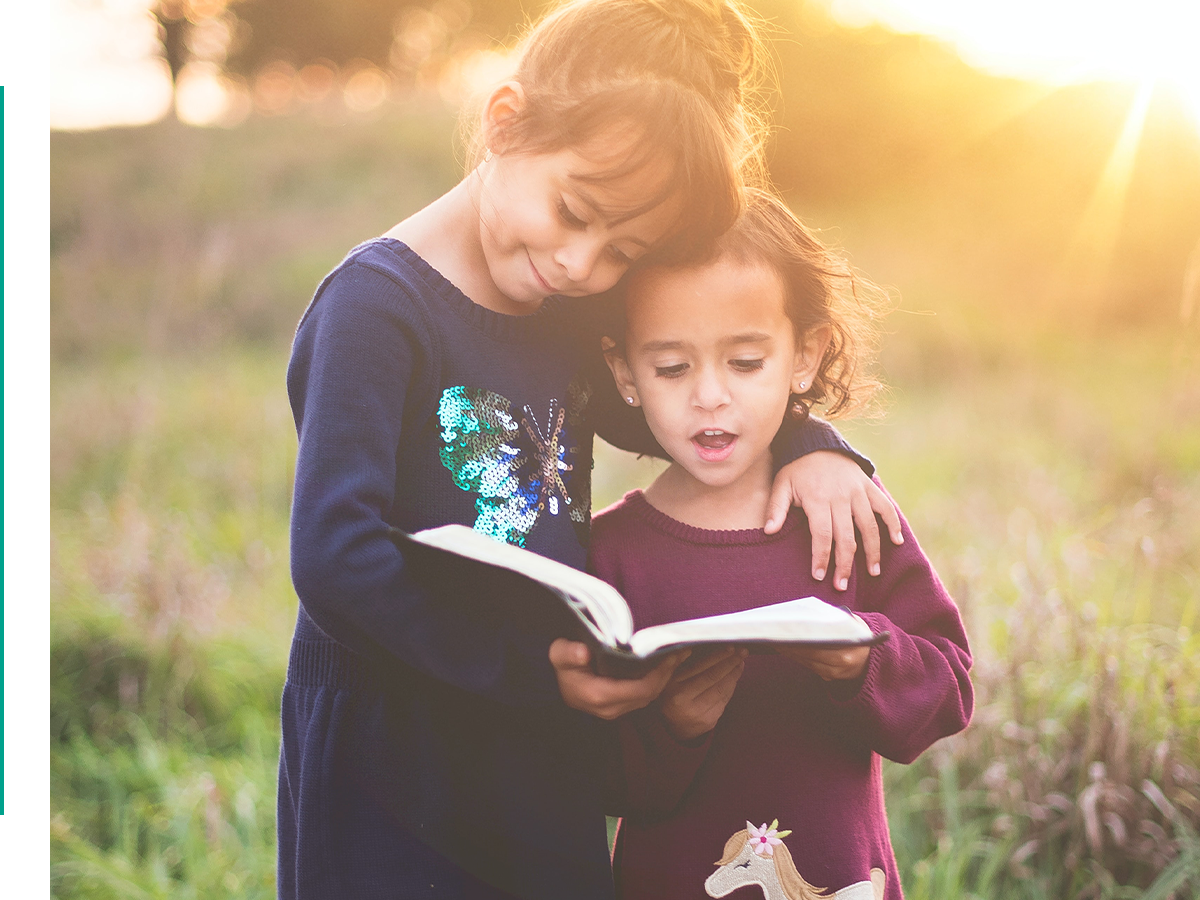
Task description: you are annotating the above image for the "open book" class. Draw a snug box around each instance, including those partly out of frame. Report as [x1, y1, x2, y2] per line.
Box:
[390, 524, 888, 678]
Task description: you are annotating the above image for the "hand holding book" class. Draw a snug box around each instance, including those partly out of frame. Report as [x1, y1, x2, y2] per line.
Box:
[776, 641, 871, 682]
[389, 525, 889, 680]
[549, 638, 689, 719]
[658, 646, 748, 741]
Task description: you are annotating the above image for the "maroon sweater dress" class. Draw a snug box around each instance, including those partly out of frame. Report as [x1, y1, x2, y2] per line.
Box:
[590, 488, 973, 900]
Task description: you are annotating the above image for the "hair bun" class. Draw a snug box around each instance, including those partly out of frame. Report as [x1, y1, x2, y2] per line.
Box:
[644, 0, 764, 101]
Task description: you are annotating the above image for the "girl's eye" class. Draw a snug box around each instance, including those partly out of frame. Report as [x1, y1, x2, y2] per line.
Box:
[731, 358, 765, 372]
[557, 199, 587, 228]
[608, 246, 634, 266]
[655, 363, 688, 378]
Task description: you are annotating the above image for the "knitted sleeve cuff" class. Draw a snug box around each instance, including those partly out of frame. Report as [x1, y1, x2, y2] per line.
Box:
[772, 416, 875, 477]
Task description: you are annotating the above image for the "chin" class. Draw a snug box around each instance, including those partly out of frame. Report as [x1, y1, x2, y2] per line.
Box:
[687, 468, 742, 490]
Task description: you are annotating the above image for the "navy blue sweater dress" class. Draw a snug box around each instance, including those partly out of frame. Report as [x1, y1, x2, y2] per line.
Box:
[278, 238, 869, 899]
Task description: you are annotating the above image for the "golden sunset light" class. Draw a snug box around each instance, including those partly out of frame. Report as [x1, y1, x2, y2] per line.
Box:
[827, 0, 1200, 127]
[52, 0, 1200, 131]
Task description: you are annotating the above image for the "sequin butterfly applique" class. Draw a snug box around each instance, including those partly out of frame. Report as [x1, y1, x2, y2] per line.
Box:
[437, 378, 592, 548]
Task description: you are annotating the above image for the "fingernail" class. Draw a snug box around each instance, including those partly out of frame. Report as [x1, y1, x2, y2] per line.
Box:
[814, 569, 825, 580]
[837, 578, 848, 590]
[895, 533, 904, 544]
[870, 563, 880, 576]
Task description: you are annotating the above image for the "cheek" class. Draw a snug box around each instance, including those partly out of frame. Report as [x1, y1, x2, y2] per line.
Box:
[479, 199, 514, 251]
[629, 377, 677, 429]
[761, 377, 796, 424]
[641, 405, 682, 445]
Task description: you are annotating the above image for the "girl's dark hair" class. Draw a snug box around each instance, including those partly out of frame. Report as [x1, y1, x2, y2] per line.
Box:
[470, 0, 772, 262]
[714, 189, 886, 420]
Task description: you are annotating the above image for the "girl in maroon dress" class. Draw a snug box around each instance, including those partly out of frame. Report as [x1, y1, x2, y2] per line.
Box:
[590, 189, 973, 900]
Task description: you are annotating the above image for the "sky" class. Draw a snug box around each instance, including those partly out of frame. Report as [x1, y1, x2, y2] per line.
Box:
[51, 0, 175, 129]
[47, 0, 1200, 130]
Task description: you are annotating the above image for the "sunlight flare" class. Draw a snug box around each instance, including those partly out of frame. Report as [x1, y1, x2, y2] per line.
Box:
[1060, 79, 1156, 299]
[828, 0, 1200, 132]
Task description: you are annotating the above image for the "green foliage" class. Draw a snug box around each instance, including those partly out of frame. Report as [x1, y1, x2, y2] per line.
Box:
[841, 321, 1200, 898]
[51, 109, 460, 361]
[51, 351, 294, 899]
[51, 614, 282, 898]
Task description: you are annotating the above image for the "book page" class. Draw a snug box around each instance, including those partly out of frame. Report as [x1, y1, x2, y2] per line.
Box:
[626, 596, 873, 658]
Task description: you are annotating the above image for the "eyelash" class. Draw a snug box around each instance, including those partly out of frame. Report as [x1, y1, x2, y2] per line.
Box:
[731, 359, 765, 372]
[558, 199, 635, 266]
[653, 359, 765, 378]
[557, 199, 586, 228]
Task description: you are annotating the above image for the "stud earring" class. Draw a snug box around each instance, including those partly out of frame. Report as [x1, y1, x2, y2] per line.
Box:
[625, 397, 635, 405]
[483, 148, 493, 162]
[798, 381, 806, 391]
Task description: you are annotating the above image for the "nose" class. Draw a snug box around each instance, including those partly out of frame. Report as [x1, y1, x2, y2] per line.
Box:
[692, 364, 731, 411]
[554, 233, 606, 287]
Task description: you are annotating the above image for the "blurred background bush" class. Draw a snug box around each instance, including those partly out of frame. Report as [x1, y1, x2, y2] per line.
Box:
[51, 0, 1200, 897]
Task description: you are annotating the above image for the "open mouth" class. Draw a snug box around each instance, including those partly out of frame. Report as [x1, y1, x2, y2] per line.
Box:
[692, 429, 738, 460]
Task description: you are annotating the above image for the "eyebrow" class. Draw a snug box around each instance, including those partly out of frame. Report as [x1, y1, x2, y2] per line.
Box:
[638, 332, 773, 353]
[639, 339, 687, 352]
[725, 331, 774, 345]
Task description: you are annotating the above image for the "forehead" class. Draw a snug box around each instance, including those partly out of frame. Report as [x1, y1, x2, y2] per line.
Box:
[625, 258, 789, 344]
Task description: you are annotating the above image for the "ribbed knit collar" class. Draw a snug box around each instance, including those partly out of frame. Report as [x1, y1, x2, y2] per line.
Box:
[619, 489, 804, 546]
[374, 238, 567, 343]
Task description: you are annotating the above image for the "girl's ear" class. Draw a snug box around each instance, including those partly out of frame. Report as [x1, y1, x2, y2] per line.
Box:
[791, 324, 832, 394]
[481, 81, 526, 155]
[601, 336, 640, 407]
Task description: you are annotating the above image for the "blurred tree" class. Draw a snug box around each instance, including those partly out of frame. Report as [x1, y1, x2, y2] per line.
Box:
[151, 0, 535, 114]
[153, 0, 244, 116]
[154, 1, 191, 86]
[225, 0, 410, 72]
[150, 0, 532, 79]
[153, 0, 193, 115]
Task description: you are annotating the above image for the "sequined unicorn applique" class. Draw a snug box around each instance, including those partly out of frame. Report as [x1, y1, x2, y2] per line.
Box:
[706, 821, 885, 900]
[437, 378, 591, 548]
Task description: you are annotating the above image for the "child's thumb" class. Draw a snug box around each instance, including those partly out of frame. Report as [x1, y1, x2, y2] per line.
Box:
[549, 637, 591, 668]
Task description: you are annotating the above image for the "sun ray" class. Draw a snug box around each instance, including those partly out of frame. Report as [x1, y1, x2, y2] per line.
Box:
[1058, 79, 1156, 304]
[948, 79, 1064, 157]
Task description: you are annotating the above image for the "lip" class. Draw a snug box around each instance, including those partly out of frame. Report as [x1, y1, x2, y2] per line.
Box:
[691, 429, 738, 463]
[528, 253, 558, 295]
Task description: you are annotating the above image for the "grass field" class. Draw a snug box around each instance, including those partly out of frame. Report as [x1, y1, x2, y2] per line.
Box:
[50, 111, 1200, 898]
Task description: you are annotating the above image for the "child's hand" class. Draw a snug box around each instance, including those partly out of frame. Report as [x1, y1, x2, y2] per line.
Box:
[658, 646, 747, 741]
[778, 643, 870, 682]
[549, 638, 688, 720]
[766, 451, 903, 591]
